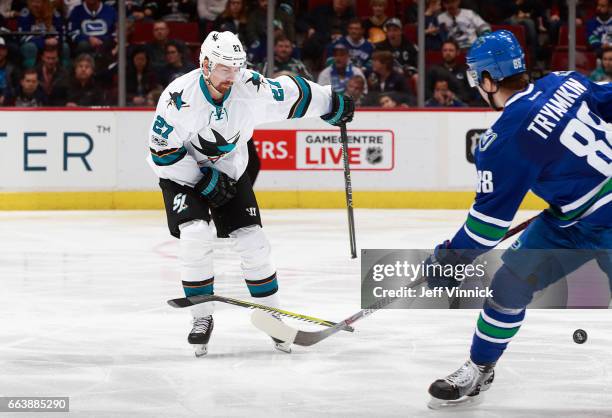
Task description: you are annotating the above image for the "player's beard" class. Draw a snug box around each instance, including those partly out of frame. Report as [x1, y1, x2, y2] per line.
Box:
[206, 77, 233, 97]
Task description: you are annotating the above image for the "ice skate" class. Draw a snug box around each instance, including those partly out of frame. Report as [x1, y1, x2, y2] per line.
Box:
[270, 313, 291, 353]
[188, 315, 214, 357]
[427, 359, 495, 409]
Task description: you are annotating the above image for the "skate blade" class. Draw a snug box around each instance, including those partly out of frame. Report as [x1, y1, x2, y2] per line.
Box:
[194, 344, 208, 357]
[274, 342, 292, 354]
[427, 394, 484, 410]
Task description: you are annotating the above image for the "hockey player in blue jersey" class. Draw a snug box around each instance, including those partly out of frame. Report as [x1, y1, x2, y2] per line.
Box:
[426, 30, 612, 408]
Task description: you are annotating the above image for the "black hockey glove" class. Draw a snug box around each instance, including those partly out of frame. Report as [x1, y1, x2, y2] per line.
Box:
[321, 92, 355, 126]
[424, 240, 477, 290]
[195, 167, 237, 208]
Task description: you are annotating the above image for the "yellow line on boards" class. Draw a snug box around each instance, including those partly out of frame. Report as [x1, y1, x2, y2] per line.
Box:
[0, 191, 547, 210]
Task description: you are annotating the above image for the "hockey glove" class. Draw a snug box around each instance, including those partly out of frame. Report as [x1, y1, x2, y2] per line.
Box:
[321, 92, 355, 126]
[195, 167, 237, 208]
[424, 240, 476, 290]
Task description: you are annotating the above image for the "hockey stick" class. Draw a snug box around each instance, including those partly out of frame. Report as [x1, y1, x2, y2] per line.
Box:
[340, 123, 357, 259]
[167, 294, 354, 332]
[252, 214, 537, 346]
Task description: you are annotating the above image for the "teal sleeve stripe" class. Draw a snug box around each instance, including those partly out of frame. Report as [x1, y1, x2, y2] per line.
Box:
[183, 284, 214, 296]
[288, 76, 312, 119]
[201, 169, 219, 196]
[150, 146, 187, 166]
[293, 76, 312, 118]
[326, 95, 345, 125]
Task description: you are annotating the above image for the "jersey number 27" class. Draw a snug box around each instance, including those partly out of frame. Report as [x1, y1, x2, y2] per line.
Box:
[560, 101, 612, 176]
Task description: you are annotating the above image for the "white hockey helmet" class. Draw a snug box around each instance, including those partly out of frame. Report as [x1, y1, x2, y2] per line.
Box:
[199, 31, 246, 73]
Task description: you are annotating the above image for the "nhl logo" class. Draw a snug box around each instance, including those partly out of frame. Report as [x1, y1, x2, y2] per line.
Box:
[366, 147, 383, 164]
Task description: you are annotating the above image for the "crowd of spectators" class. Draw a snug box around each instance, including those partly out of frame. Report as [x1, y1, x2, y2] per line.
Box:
[0, 0, 611, 108]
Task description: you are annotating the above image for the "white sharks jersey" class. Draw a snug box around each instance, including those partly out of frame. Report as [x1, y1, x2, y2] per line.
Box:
[147, 68, 333, 185]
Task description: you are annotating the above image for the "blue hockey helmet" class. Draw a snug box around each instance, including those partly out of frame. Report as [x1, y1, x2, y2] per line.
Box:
[466, 30, 526, 88]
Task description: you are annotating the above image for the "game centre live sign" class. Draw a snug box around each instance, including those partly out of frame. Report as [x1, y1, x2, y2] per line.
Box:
[252, 129, 394, 171]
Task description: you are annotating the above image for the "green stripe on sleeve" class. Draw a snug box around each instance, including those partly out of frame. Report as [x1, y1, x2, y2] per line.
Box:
[466, 214, 509, 241]
[477, 316, 520, 339]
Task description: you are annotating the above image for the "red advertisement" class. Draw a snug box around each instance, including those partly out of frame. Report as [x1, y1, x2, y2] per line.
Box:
[252, 129, 394, 171]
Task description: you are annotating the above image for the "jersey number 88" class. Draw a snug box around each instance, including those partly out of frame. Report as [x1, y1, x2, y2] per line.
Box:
[560, 101, 612, 176]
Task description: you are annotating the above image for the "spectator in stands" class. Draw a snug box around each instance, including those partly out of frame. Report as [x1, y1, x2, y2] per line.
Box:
[125, 0, 150, 22]
[197, 0, 227, 37]
[547, 0, 587, 44]
[424, 0, 447, 50]
[590, 46, 612, 82]
[0, 0, 16, 18]
[145, 0, 196, 22]
[329, 18, 374, 74]
[500, 1, 545, 65]
[37, 46, 68, 105]
[0, 36, 17, 105]
[127, 46, 160, 106]
[587, 0, 612, 56]
[246, 18, 285, 65]
[367, 50, 407, 95]
[437, 0, 490, 49]
[345, 74, 366, 107]
[426, 39, 473, 104]
[66, 53, 105, 106]
[375, 18, 418, 78]
[425, 78, 466, 107]
[18, 0, 67, 68]
[159, 39, 196, 86]
[260, 35, 313, 79]
[8, 68, 47, 106]
[216, 0, 248, 43]
[362, 0, 389, 44]
[301, 0, 355, 72]
[147, 20, 188, 71]
[318, 43, 367, 95]
[56, 0, 82, 18]
[246, 0, 294, 48]
[68, 0, 117, 55]
[377, 92, 407, 108]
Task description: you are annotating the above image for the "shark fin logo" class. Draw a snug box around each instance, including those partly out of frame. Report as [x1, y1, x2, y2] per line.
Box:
[191, 128, 240, 163]
[246, 72, 263, 92]
[167, 90, 189, 110]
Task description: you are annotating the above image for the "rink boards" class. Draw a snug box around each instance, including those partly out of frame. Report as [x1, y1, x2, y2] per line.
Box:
[0, 108, 547, 210]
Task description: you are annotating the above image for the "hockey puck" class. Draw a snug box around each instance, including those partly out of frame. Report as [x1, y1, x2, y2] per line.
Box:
[573, 329, 587, 344]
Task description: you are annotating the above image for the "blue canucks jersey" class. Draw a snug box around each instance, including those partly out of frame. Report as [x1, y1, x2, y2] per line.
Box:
[67, 3, 117, 43]
[451, 71, 612, 250]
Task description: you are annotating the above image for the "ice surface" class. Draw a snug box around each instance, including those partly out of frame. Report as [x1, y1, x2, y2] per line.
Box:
[0, 209, 610, 417]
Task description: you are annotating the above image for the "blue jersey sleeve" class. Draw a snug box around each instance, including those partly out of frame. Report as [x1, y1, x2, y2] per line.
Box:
[587, 79, 612, 122]
[449, 117, 542, 250]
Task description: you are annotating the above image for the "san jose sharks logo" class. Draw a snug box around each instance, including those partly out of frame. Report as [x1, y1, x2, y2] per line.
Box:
[191, 128, 240, 163]
[167, 90, 189, 110]
[246, 72, 263, 92]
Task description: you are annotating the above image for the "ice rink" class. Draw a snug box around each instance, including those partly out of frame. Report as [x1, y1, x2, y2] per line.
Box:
[1, 209, 611, 417]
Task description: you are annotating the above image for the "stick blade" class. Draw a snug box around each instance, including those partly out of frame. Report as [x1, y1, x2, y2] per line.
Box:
[251, 310, 298, 344]
[167, 298, 194, 308]
[167, 295, 215, 308]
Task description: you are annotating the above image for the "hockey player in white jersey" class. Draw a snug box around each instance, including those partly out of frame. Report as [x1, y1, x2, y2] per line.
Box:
[147, 31, 354, 357]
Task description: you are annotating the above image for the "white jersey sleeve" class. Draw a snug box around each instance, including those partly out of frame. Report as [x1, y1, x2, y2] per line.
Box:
[244, 71, 333, 124]
[147, 95, 200, 186]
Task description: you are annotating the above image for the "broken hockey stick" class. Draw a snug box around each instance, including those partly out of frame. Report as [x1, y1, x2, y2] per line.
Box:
[167, 294, 354, 332]
[340, 123, 357, 259]
[252, 214, 538, 346]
